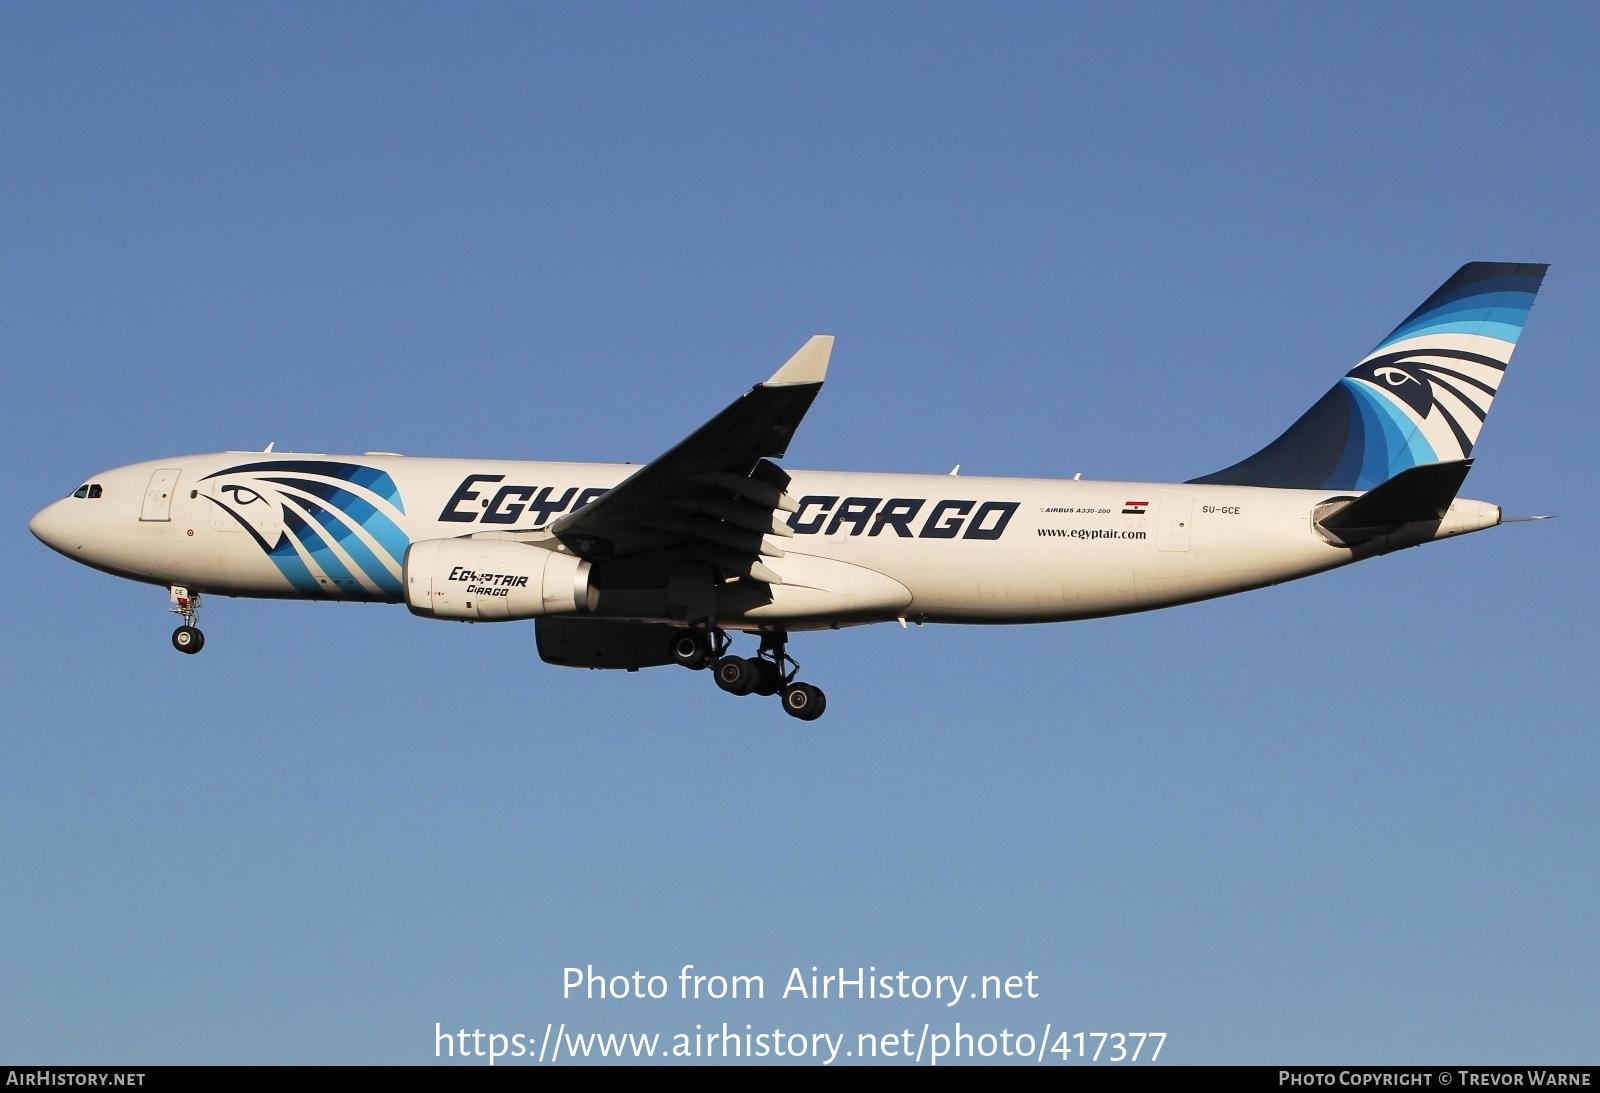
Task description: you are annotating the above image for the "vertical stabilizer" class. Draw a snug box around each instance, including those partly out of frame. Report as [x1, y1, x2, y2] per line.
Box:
[1190, 262, 1547, 489]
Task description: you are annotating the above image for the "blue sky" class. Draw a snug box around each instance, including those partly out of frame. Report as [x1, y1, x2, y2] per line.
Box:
[3, 3, 1596, 1065]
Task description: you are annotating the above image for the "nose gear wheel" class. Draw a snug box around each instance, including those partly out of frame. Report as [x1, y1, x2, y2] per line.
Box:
[168, 586, 205, 655]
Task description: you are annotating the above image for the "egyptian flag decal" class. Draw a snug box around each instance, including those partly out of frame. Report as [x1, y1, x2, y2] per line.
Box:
[1122, 500, 1149, 516]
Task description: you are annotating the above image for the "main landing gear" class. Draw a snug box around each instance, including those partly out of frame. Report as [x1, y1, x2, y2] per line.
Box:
[169, 585, 205, 654]
[670, 626, 827, 721]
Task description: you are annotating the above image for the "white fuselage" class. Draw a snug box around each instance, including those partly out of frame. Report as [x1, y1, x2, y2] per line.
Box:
[27, 451, 1501, 631]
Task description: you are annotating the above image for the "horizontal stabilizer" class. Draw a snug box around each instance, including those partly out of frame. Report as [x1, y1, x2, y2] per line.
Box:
[1316, 459, 1472, 543]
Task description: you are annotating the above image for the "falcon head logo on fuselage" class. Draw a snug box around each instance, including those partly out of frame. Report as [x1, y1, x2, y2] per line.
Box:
[199, 460, 409, 598]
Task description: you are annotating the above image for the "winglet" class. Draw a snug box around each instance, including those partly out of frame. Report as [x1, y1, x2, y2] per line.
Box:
[763, 335, 833, 387]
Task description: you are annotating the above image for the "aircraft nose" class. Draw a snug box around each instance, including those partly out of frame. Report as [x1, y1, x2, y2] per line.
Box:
[29, 500, 72, 553]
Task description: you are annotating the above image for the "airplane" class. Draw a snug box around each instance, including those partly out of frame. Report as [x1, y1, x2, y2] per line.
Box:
[29, 262, 1546, 721]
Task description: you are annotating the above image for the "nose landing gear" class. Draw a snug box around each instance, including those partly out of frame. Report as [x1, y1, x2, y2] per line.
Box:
[169, 586, 205, 654]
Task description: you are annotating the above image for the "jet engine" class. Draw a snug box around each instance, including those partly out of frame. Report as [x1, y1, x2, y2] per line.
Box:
[404, 538, 596, 621]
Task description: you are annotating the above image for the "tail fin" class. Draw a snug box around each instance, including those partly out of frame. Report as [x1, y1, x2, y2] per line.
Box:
[1189, 262, 1548, 489]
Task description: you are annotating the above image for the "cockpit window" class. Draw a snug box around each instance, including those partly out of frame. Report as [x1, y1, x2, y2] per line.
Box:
[89, 484, 102, 498]
[72, 485, 89, 498]
[71, 483, 103, 499]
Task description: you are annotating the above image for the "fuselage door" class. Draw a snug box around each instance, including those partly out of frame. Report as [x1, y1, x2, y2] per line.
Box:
[140, 468, 182, 522]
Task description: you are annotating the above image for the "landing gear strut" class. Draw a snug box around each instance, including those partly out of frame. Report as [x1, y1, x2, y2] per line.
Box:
[680, 627, 825, 720]
[169, 586, 204, 654]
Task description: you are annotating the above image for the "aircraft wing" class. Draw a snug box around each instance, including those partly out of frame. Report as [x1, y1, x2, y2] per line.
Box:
[548, 336, 832, 582]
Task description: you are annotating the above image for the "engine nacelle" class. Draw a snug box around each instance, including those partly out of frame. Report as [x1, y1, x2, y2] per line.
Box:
[404, 538, 596, 622]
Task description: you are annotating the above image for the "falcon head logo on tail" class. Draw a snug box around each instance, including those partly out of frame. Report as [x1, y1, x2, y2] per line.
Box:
[1191, 262, 1547, 491]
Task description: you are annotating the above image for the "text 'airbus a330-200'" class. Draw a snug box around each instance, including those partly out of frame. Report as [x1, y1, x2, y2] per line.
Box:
[31, 262, 1547, 720]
